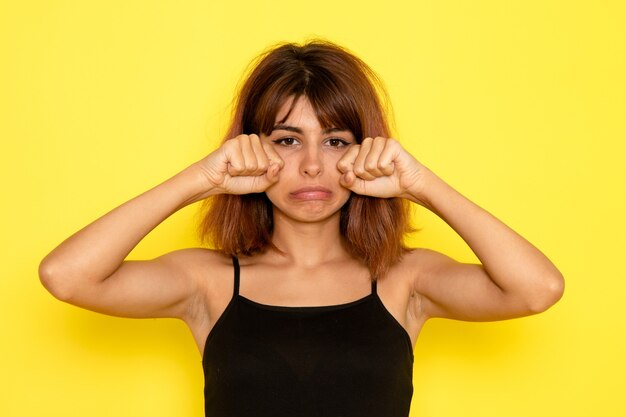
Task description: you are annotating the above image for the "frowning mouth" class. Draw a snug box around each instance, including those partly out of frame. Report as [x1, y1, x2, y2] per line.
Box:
[289, 186, 333, 200]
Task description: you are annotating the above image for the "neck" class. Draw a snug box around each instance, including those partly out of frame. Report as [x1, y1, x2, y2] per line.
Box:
[269, 210, 350, 267]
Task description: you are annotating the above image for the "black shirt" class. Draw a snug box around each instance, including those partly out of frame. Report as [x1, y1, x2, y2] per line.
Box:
[203, 257, 414, 417]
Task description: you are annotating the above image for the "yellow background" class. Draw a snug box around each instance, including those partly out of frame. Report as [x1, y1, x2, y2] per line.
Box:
[2, 1, 625, 416]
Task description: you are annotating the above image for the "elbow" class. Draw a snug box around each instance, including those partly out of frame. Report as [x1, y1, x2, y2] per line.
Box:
[527, 272, 565, 314]
[38, 257, 76, 302]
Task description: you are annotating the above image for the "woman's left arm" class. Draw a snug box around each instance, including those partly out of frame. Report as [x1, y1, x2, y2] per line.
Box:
[338, 137, 564, 321]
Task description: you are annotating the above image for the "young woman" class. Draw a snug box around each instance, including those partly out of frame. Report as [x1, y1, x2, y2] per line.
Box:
[39, 41, 564, 417]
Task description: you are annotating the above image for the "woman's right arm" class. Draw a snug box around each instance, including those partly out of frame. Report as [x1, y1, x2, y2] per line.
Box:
[39, 135, 282, 320]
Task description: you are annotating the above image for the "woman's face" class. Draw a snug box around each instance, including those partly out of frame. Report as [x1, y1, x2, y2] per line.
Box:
[262, 96, 356, 224]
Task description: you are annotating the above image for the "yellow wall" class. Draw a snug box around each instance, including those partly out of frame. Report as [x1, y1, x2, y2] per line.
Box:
[2, 1, 624, 416]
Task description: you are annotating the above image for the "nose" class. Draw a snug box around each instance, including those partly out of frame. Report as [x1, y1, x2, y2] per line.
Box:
[300, 146, 322, 177]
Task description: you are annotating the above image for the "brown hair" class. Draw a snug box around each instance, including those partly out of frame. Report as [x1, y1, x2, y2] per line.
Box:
[199, 40, 412, 278]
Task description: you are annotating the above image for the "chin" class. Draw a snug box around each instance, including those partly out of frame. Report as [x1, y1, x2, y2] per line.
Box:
[272, 200, 344, 224]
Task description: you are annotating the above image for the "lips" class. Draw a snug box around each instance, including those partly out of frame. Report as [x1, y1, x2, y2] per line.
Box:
[289, 186, 333, 200]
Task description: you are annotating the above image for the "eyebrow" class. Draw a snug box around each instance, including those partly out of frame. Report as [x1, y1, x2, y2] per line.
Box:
[271, 124, 348, 134]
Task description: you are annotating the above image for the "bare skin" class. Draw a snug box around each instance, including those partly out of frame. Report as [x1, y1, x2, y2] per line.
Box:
[39, 97, 564, 354]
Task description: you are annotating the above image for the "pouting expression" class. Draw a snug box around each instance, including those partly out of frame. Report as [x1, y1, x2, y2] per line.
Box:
[262, 96, 356, 223]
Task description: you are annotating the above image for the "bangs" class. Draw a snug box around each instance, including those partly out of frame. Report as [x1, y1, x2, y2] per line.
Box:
[307, 81, 363, 141]
[247, 67, 363, 142]
[238, 41, 389, 142]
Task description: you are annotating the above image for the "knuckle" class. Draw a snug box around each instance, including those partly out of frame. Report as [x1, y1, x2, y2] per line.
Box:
[365, 161, 378, 171]
[257, 161, 269, 171]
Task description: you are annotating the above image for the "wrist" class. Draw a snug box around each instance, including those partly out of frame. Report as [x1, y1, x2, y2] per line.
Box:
[169, 162, 221, 208]
[403, 167, 442, 211]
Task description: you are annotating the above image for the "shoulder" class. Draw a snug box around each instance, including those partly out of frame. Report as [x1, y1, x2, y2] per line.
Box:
[396, 247, 467, 307]
[157, 247, 234, 287]
[380, 248, 441, 292]
[158, 247, 232, 269]
[394, 247, 450, 280]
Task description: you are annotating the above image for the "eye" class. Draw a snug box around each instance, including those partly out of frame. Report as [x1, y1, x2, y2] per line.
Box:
[272, 137, 300, 146]
[326, 138, 351, 148]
